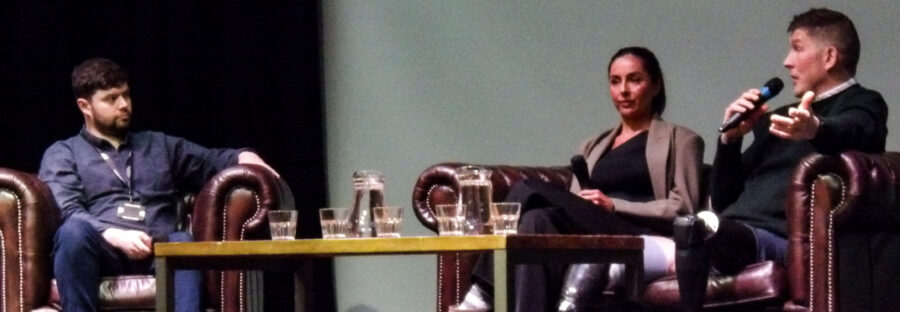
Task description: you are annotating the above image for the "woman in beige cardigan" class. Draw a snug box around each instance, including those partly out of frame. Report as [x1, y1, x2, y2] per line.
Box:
[460, 47, 705, 312]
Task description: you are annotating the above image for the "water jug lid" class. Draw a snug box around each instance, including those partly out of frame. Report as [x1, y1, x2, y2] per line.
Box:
[454, 165, 491, 181]
[353, 170, 384, 184]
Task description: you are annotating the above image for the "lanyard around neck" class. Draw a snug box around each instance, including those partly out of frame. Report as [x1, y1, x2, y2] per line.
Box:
[96, 148, 134, 202]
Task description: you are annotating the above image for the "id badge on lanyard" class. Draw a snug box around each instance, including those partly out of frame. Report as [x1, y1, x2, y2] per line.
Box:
[99, 149, 146, 222]
[117, 202, 146, 221]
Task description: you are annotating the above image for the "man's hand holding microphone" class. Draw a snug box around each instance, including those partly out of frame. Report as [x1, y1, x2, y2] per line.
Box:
[718, 77, 819, 143]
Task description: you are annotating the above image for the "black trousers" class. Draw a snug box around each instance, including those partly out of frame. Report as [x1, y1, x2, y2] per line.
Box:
[471, 179, 652, 312]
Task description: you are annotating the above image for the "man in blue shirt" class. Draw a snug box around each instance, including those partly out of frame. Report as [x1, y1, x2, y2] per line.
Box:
[39, 58, 278, 312]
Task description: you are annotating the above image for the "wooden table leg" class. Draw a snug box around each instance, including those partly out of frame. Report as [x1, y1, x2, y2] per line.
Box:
[623, 250, 644, 302]
[155, 257, 174, 312]
[493, 249, 508, 312]
[294, 270, 307, 312]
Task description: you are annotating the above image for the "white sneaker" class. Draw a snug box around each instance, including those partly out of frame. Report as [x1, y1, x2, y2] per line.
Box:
[696, 211, 720, 240]
[458, 283, 492, 310]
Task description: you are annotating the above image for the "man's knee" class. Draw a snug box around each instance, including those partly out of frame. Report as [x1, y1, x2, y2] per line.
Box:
[673, 215, 710, 248]
[53, 216, 106, 275]
[518, 209, 557, 234]
[55, 216, 100, 248]
[166, 231, 195, 243]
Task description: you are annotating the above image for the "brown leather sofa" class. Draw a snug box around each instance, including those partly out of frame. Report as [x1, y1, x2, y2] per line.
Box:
[0, 164, 290, 312]
[412, 151, 900, 312]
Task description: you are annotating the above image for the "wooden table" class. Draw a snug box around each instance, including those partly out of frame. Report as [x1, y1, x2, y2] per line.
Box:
[154, 234, 643, 312]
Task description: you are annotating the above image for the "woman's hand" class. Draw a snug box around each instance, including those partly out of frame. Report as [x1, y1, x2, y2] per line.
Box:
[578, 189, 615, 212]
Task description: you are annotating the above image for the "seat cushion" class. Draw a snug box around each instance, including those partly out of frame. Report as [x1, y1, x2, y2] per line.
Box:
[643, 261, 787, 309]
[48, 275, 156, 311]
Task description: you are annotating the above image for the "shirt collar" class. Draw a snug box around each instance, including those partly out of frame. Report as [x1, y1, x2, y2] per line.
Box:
[815, 78, 857, 102]
[79, 126, 131, 149]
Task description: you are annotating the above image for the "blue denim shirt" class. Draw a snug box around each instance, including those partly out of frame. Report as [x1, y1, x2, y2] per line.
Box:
[39, 128, 241, 237]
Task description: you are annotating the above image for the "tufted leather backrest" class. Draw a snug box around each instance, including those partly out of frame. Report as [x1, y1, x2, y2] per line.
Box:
[412, 163, 571, 233]
[831, 151, 900, 228]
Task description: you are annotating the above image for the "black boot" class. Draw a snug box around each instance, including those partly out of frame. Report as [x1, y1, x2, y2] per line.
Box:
[556, 263, 610, 312]
[674, 215, 710, 312]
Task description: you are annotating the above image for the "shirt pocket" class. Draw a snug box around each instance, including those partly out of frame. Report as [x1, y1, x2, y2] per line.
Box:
[133, 156, 176, 197]
[80, 158, 129, 202]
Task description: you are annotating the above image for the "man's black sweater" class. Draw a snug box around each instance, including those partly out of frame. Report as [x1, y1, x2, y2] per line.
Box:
[711, 84, 888, 237]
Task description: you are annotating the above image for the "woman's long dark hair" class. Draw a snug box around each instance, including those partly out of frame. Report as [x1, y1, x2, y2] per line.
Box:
[607, 47, 666, 115]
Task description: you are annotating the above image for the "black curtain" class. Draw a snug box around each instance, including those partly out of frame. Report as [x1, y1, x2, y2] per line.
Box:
[0, 1, 333, 311]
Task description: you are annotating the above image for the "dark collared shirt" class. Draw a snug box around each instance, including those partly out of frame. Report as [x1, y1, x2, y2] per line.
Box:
[39, 128, 241, 237]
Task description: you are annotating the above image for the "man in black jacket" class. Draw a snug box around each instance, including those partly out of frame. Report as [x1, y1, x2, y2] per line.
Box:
[674, 8, 888, 311]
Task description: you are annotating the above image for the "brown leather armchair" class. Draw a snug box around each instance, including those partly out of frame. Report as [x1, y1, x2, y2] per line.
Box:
[412, 151, 900, 312]
[0, 164, 291, 312]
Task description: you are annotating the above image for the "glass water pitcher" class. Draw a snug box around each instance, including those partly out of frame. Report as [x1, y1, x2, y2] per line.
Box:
[455, 166, 493, 235]
[349, 170, 385, 238]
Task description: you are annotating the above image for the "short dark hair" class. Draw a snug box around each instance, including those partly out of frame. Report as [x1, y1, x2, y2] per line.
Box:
[788, 8, 860, 76]
[607, 46, 666, 115]
[71, 58, 129, 100]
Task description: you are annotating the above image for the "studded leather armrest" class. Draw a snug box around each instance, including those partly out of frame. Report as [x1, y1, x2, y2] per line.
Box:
[191, 164, 292, 312]
[786, 151, 900, 312]
[0, 168, 60, 312]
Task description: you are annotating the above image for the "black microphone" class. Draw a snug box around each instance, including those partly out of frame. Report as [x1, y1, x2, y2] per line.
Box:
[718, 77, 784, 133]
[570, 155, 591, 189]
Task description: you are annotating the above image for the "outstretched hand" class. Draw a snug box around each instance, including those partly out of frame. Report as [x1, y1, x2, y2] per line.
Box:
[769, 91, 819, 140]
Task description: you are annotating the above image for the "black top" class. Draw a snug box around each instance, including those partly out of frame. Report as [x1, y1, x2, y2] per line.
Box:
[713, 84, 888, 237]
[591, 131, 654, 202]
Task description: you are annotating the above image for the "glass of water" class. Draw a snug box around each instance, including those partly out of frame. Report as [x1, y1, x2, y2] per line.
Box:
[435, 204, 466, 236]
[490, 202, 521, 235]
[319, 208, 351, 239]
[373, 206, 403, 238]
[268, 210, 298, 240]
